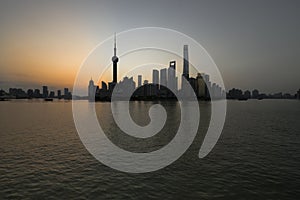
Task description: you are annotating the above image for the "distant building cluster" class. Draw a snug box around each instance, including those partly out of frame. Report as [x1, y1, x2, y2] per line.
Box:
[0, 86, 72, 100]
[89, 67, 224, 101]
[88, 35, 225, 101]
[227, 88, 300, 100]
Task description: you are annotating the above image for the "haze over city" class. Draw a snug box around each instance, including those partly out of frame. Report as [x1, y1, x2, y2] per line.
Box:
[1, 0, 300, 93]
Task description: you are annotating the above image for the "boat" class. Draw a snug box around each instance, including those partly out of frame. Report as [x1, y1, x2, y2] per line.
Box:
[238, 97, 248, 101]
[44, 98, 53, 101]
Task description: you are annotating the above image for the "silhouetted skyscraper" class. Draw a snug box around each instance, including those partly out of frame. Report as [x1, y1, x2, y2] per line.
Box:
[212, 83, 217, 98]
[152, 69, 159, 96]
[34, 89, 40, 98]
[167, 61, 177, 97]
[168, 61, 176, 93]
[252, 89, 259, 99]
[138, 75, 142, 87]
[88, 78, 96, 101]
[64, 88, 69, 96]
[42, 86, 48, 98]
[64, 88, 71, 99]
[49, 91, 55, 98]
[152, 70, 159, 85]
[27, 89, 34, 98]
[183, 45, 189, 80]
[181, 45, 191, 95]
[112, 33, 119, 83]
[181, 45, 191, 93]
[244, 90, 251, 99]
[160, 68, 167, 87]
[160, 68, 168, 97]
[101, 81, 107, 91]
[202, 73, 210, 98]
[57, 90, 61, 98]
[196, 73, 205, 98]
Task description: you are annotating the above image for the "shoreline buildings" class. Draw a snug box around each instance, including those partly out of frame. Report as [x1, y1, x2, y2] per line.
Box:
[88, 34, 226, 101]
[0, 86, 72, 100]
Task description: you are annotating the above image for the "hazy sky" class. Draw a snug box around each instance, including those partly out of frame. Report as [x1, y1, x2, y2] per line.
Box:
[0, 0, 299, 93]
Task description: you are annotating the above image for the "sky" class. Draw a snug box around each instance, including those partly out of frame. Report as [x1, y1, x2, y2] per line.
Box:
[0, 0, 299, 94]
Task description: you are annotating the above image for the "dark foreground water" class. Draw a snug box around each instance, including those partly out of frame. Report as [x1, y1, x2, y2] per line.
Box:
[0, 99, 299, 199]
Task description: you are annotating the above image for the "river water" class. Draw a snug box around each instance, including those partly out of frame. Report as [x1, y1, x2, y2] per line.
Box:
[0, 99, 299, 199]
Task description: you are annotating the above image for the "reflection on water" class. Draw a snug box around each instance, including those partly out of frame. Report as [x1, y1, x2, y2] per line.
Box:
[0, 99, 299, 199]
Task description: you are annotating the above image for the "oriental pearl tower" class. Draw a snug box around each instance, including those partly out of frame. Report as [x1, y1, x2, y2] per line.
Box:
[112, 33, 119, 83]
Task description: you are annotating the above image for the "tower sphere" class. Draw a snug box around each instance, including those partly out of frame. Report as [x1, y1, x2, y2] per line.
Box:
[112, 55, 119, 62]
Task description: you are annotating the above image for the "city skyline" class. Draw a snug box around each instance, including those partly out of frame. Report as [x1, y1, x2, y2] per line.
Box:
[1, 1, 300, 94]
[0, 35, 299, 102]
[86, 36, 299, 101]
[86, 34, 225, 101]
[1, 37, 299, 101]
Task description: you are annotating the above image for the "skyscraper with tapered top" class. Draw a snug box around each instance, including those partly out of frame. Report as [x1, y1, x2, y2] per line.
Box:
[182, 45, 189, 90]
[181, 45, 191, 94]
[183, 45, 189, 80]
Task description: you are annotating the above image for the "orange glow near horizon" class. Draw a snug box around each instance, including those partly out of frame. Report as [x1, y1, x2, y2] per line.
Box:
[0, 5, 106, 91]
[1, 31, 96, 90]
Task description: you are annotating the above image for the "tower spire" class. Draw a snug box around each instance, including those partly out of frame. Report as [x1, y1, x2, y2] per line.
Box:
[114, 32, 117, 56]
